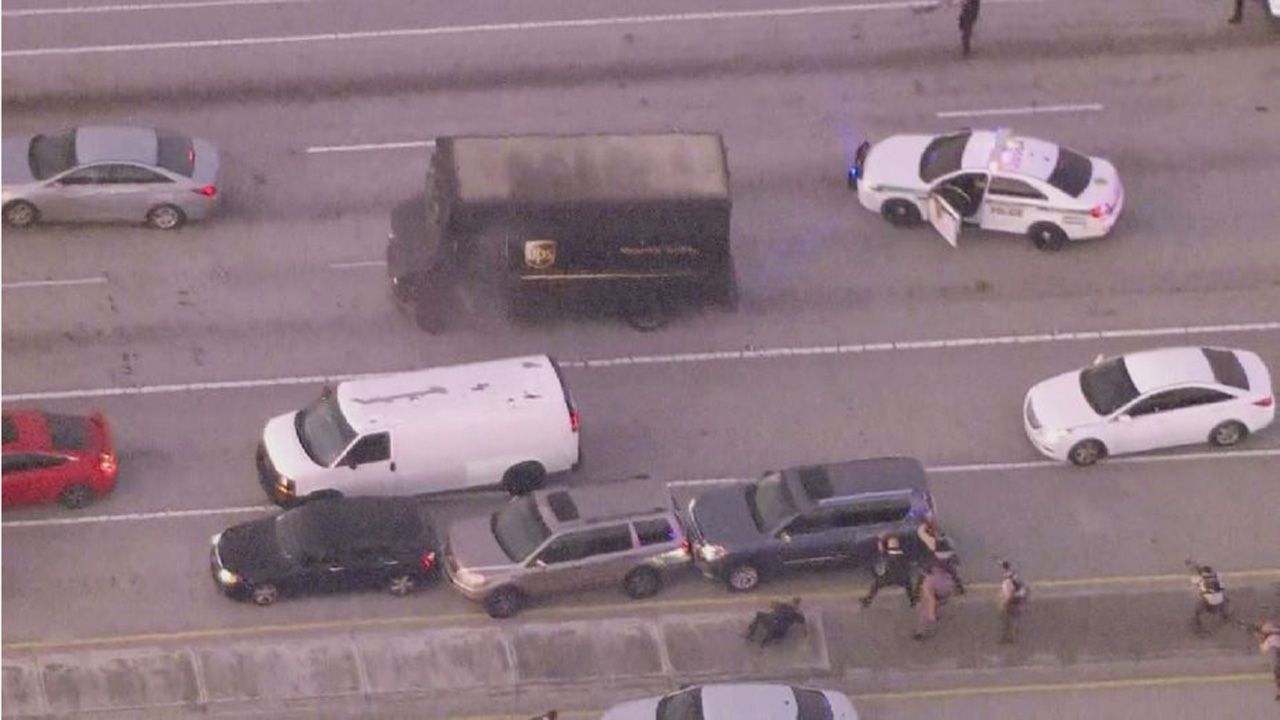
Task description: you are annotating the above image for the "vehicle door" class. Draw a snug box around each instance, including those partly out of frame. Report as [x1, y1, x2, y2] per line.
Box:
[1, 453, 73, 505]
[43, 165, 112, 221]
[1107, 390, 1190, 455]
[847, 496, 915, 561]
[333, 432, 396, 495]
[1148, 387, 1237, 447]
[103, 164, 177, 221]
[296, 544, 356, 596]
[2, 454, 40, 505]
[982, 175, 1046, 235]
[348, 542, 401, 591]
[925, 191, 962, 248]
[524, 525, 631, 596]
[775, 509, 847, 567]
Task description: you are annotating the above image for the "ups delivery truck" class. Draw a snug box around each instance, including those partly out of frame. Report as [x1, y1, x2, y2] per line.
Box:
[386, 132, 736, 333]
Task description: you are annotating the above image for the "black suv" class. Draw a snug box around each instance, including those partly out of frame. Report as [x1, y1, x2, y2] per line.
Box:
[685, 457, 933, 591]
[210, 496, 439, 606]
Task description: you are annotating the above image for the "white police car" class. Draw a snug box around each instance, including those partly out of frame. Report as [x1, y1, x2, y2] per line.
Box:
[847, 128, 1124, 251]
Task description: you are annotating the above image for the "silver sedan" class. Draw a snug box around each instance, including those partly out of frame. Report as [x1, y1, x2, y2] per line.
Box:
[2, 126, 221, 230]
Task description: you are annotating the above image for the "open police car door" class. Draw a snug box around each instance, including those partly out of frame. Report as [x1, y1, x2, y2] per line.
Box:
[927, 192, 961, 248]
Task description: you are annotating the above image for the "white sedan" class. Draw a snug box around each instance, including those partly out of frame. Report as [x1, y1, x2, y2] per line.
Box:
[601, 683, 858, 720]
[847, 128, 1123, 251]
[1024, 347, 1275, 466]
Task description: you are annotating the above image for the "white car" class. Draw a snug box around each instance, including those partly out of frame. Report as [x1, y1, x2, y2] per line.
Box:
[600, 683, 858, 720]
[1023, 347, 1275, 466]
[847, 128, 1123, 251]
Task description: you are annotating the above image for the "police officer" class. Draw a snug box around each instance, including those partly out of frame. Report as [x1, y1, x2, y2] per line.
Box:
[1185, 558, 1230, 635]
[996, 557, 1030, 644]
[860, 533, 919, 608]
[1257, 622, 1280, 701]
[958, 0, 981, 57]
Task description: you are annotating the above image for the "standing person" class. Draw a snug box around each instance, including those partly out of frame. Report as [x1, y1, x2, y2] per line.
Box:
[912, 563, 956, 641]
[915, 516, 965, 595]
[1185, 558, 1230, 635]
[1242, 621, 1280, 701]
[1229, 0, 1246, 23]
[958, 0, 981, 57]
[860, 533, 919, 608]
[745, 597, 807, 646]
[995, 557, 1030, 644]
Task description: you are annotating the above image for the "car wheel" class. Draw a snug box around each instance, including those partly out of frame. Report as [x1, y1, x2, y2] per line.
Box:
[387, 574, 417, 596]
[501, 461, 546, 495]
[1067, 439, 1106, 467]
[880, 199, 922, 228]
[484, 587, 525, 618]
[727, 564, 761, 592]
[1209, 420, 1247, 447]
[146, 204, 186, 230]
[3, 200, 39, 228]
[1028, 222, 1068, 252]
[57, 483, 95, 509]
[623, 567, 662, 600]
[624, 292, 671, 332]
[251, 584, 279, 606]
[413, 300, 446, 334]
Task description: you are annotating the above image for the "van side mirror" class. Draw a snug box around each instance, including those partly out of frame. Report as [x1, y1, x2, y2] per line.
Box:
[346, 457, 359, 469]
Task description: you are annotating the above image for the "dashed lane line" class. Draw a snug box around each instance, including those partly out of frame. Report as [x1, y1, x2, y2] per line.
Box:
[6, 447, 1278, 530]
[4, 320, 1278, 402]
[328, 259, 388, 269]
[1, 276, 108, 290]
[2, 0, 1047, 58]
[306, 140, 435, 154]
[2, 0, 322, 17]
[936, 102, 1105, 118]
[7, 569, 1279, 652]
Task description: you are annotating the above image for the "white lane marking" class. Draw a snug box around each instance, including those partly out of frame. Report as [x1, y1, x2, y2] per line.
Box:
[2, 0, 1046, 58]
[936, 103, 1105, 119]
[4, 320, 1278, 402]
[9, 447, 1278, 529]
[306, 140, 435, 154]
[1, 276, 108, 290]
[1, 504, 272, 529]
[329, 260, 387, 269]
[2, 0, 320, 18]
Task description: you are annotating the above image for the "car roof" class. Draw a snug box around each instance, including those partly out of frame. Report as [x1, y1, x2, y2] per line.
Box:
[697, 684, 800, 720]
[75, 126, 159, 166]
[786, 457, 928, 504]
[335, 354, 564, 433]
[1123, 347, 1221, 393]
[960, 128, 1060, 181]
[291, 496, 429, 547]
[538, 478, 674, 529]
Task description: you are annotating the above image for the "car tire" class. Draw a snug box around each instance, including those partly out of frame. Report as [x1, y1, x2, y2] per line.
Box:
[880, 199, 922, 228]
[387, 574, 417, 597]
[727, 563, 761, 592]
[501, 461, 546, 496]
[3, 200, 39, 228]
[623, 567, 662, 600]
[251, 584, 279, 606]
[1028, 222, 1068, 252]
[624, 292, 671, 332]
[146, 204, 186, 230]
[1067, 439, 1106, 467]
[57, 483, 95, 509]
[484, 587, 525, 619]
[413, 300, 446, 334]
[1209, 420, 1248, 447]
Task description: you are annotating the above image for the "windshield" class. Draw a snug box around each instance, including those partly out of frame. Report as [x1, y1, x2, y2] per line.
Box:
[1079, 357, 1140, 416]
[492, 496, 552, 562]
[295, 392, 357, 467]
[1046, 147, 1093, 198]
[274, 506, 323, 561]
[747, 471, 799, 533]
[29, 132, 77, 180]
[656, 686, 704, 720]
[919, 132, 971, 183]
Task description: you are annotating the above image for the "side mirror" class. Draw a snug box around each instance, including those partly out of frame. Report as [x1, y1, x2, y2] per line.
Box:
[346, 457, 359, 469]
[533, 559, 548, 569]
[779, 532, 792, 543]
[1115, 414, 1132, 423]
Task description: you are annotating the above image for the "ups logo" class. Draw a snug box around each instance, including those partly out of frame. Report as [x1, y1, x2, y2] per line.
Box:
[524, 239, 557, 270]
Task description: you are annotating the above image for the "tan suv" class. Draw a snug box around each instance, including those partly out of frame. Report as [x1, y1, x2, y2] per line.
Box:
[442, 479, 691, 618]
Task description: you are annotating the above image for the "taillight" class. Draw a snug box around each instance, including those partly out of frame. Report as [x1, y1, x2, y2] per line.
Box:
[1090, 204, 1108, 219]
[193, 184, 217, 198]
[569, 408, 580, 433]
[187, 147, 195, 166]
[420, 550, 437, 571]
[99, 452, 117, 475]
[680, 539, 692, 556]
[1255, 396, 1274, 408]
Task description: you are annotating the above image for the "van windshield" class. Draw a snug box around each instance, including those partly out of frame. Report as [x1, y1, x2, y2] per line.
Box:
[492, 496, 552, 562]
[295, 393, 357, 467]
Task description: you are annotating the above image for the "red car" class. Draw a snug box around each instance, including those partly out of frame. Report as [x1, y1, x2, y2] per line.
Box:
[1, 409, 118, 509]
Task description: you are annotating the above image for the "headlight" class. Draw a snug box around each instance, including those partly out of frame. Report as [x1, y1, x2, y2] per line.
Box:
[211, 532, 222, 546]
[275, 476, 295, 496]
[697, 544, 727, 562]
[216, 568, 240, 586]
[454, 567, 486, 588]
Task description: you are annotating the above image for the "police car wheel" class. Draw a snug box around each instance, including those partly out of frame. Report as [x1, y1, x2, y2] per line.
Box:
[881, 199, 922, 228]
[1067, 439, 1106, 467]
[1028, 223, 1068, 252]
[1209, 420, 1247, 447]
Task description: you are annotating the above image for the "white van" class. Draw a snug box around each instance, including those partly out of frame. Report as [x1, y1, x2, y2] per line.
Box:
[256, 355, 580, 504]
